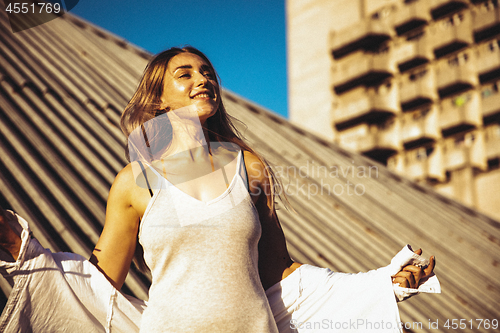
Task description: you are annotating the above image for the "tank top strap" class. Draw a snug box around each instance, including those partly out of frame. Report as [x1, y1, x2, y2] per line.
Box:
[238, 149, 250, 192]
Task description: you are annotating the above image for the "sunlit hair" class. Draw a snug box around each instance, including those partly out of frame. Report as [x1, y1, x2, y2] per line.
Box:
[120, 46, 291, 272]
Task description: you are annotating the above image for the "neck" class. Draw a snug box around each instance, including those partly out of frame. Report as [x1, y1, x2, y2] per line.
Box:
[162, 106, 212, 159]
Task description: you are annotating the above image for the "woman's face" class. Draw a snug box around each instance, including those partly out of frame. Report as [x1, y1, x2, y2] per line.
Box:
[160, 53, 220, 123]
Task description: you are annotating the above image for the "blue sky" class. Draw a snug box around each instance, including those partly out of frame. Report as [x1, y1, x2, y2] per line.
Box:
[70, 0, 288, 118]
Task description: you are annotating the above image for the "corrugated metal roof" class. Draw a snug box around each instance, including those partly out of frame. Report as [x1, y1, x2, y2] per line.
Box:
[0, 6, 499, 332]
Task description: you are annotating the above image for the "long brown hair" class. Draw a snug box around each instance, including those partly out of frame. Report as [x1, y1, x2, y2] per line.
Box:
[121, 46, 290, 272]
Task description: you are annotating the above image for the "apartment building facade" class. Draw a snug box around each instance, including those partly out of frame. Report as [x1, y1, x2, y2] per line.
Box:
[287, 0, 500, 219]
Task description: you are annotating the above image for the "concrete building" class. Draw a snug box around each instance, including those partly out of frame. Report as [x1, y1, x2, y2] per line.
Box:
[287, 0, 500, 220]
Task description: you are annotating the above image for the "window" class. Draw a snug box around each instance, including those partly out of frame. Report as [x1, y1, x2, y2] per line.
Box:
[481, 82, 499, 98]
[409, 69, 428, 81]
[488, 40, 499, 52]
[407, 30, 425, 41]
[480, 0, 498, 11]
[448, 56, 460, 67]
[416, 147, 427, 161]
[454, 136, 465, 148]
[371, 5, 396, 20]
[441, 13, 464, 29]
[485, 125, 500, 141]
[447, 52, 469, 67]
[464, 132, 475, 146]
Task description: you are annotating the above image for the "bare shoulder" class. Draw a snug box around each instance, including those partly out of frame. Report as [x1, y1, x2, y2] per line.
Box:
[111, 162, 155, 218]
[107, 163, 139, 211]
[113, 163, 136, 190]
[243, 150, 267, 183]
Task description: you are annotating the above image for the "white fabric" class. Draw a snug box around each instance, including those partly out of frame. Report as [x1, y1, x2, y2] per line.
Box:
[266, 247, 440, 333]
[267, 264, 401, 333]
[0, 212, 146, 333]
[0, 213, 440, 333]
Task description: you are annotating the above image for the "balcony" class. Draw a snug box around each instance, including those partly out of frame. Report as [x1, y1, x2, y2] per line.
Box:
[332, 83, 400, 129]
[476, 39, 500, 80]
[387, 153, 405, 174]
[365, 0, 400, 19]
[395, 0, 432, 35]
[435, 51, 478, 97]
[439, 90, 482, 136]
[399, 67, 438, 109]
[481, 82, 500, 118]
[401, 105, 440, 148]
[332, 49, 397, 94]
[337, 120, 401, 158]
[430, 11, 473, 58]
[430, 0, 469, 20]
[443, 131, 487, 170]
[330, 18, 395, 59]
[472, 2, 500, 42]
[404, 144, 446, 181]
[485, 123, 500, 159]
[395, 28, 434, 71]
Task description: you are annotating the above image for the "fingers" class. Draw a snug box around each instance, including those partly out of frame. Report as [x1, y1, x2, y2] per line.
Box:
[424, 255, 435, 277]
[393, 247, 437, 290]
[402, 265, 424, 286]
[409, 246, 436, 278]
[393, 270, 416, 288]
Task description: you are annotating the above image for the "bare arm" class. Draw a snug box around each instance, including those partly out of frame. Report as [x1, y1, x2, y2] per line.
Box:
[244, 152, 436, 291]
[244, 152, 300, 290]
[89, 164, 141, 290]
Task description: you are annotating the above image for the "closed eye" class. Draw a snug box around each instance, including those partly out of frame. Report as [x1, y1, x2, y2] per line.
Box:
[203, 72, 215, 79]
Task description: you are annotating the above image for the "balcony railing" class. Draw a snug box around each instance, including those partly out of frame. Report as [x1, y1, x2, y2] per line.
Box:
[401, 106, 440, 146]
[430, 11, 473, 57]
[394, 0, 432, 35]
[395, 28, 434, 71]
[476, 39, 500, 76]
[332, 49, 397, 93]
[472, 2, 500, 41]
[399, 66, 438, 109]
[435, 51, 478, 96]
[337, 121, 401, 154]
[430, 0, 469, 19]
[330, 18, 394, 59]
[404, 144, 446, 181]
[332, 83, 400, 128]
[481, 82, 500, 117]
[439, 90, 482, 135]
[443, 131, 487, 170]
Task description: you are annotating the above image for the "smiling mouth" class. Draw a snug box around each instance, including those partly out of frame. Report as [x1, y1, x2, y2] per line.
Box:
[192, 93, 212, 99]
[191, 90, 215, 100]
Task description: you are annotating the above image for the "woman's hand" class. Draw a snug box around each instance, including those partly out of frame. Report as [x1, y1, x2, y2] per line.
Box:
[392, 248, 436, 289]
[0, 207, 22, 261]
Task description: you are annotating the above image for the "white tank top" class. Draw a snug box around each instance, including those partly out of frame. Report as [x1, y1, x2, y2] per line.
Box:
[138, 149, 279, 332]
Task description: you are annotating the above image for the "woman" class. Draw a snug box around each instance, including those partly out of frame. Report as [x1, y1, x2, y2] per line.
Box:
[0, 46, 437, 332]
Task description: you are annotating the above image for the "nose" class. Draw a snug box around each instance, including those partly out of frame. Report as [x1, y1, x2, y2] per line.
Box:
[194, 71, 208, 86]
